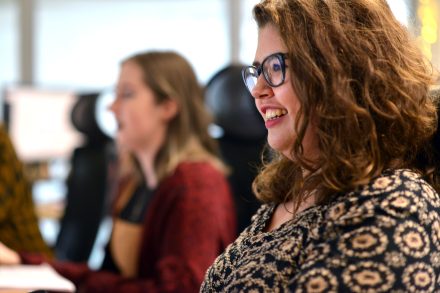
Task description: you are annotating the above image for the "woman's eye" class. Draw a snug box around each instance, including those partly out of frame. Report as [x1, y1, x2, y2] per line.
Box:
[120, 91, 134, 98]
[272, 63, 281, 72]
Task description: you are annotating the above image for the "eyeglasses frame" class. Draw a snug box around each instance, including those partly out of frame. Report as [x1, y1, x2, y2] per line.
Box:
[241, 52, 288, 95]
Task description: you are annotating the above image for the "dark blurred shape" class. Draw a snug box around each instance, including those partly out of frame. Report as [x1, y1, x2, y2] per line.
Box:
[205, 65, 267, 234]
[55, 92, 115, 262]
[431, 89, 440, 155]
[206, 66, 266, 141]
[415, 89, 440, 193]
[431, 88, 440, 177]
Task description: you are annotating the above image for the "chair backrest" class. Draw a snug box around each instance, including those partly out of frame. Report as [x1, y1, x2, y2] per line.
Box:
[55, 92, 114, 262]
[205, 64, 267, 234]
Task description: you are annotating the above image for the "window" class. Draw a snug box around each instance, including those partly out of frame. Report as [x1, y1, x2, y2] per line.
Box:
[387, 0, 410, 27]
[239, 0, 411, 63]
[0, 0, 19, 117]
[34, 0, 229, 88]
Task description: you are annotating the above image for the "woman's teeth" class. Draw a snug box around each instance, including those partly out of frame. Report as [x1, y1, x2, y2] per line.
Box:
[265, 109, 287, 121]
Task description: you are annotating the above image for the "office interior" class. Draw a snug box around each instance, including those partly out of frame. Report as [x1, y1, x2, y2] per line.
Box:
[0, 0, 439, 269]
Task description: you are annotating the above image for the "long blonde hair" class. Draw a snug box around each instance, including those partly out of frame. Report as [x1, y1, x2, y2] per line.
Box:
[119, 51, 226, 183]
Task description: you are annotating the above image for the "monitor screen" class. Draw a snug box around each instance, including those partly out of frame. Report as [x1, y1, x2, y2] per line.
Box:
[5, 87, 84, 162]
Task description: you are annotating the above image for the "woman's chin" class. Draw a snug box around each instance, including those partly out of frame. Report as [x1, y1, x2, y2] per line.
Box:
[267, 137, 292, 157]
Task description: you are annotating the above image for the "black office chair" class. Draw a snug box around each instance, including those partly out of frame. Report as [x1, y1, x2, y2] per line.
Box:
[431, 89, 440, 153]
[205, 64, 267, 234]
[55, 92, 115, 262]
[429, 88, 440, 187]
[412, 89, 440, 194]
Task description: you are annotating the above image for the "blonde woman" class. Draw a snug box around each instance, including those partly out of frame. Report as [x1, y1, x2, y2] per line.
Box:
[0, 51, 236, 292]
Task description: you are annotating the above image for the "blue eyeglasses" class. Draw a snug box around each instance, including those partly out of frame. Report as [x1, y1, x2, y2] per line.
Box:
[242, 52, 287, 96]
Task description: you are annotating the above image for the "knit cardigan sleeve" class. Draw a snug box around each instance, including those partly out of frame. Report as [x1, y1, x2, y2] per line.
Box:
[79, 162, 236, 293]
[23, 162, 236, 293]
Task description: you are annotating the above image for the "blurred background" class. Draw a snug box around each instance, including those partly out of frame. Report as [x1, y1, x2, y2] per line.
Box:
[0, 0, 439, 268]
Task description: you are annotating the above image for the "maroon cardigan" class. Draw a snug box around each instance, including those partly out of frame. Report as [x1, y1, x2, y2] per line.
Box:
[22, 162, 237, 292]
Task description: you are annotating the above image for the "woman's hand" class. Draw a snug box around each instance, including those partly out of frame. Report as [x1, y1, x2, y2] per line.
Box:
[0, 242, 20, 265]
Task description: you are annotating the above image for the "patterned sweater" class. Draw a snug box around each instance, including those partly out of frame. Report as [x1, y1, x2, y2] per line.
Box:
[201, 169, 440, 292]
[0, 124, 52, 257]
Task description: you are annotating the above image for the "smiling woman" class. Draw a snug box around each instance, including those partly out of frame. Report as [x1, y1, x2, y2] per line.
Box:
[201, 0, 440, 291]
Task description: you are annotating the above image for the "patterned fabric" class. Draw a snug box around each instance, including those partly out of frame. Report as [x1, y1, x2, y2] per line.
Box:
[22, 161, 236, 293]
[201, 169, 440, 292]
[0, 124, 52, 257]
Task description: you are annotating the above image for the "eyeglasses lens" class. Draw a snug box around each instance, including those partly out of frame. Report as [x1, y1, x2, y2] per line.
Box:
[242, 53, 285, 95]
[264, 55, 283, 87]
[243, 67, 258, 93]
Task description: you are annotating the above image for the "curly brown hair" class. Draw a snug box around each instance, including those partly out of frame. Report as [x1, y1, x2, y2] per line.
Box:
[251, 0, 439, 209]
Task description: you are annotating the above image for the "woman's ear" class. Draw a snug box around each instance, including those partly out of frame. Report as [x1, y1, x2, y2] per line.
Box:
[160, 98, 179, 122]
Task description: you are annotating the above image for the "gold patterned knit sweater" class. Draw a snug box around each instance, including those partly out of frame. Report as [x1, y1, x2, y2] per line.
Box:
[0, 124, 52, 257]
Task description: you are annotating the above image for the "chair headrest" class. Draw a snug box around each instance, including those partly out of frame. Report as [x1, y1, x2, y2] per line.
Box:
[205, 65, 266, 141]
[71, 93, 110, 143]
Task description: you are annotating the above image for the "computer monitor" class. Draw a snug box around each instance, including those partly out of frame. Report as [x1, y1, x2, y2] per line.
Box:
[5, 86, 84, 162]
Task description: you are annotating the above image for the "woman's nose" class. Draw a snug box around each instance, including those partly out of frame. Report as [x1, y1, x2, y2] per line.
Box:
[108, 98, 118, 113]
[251, 75, 273, 99]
